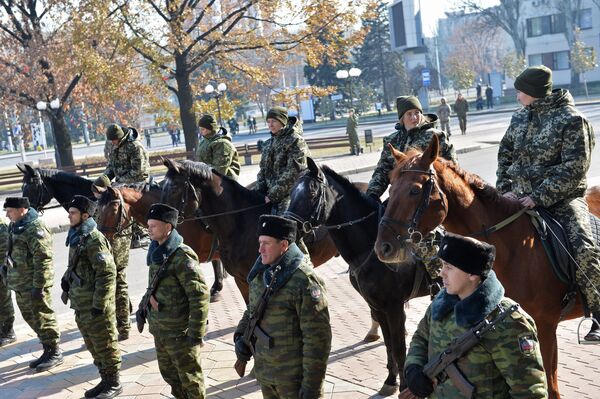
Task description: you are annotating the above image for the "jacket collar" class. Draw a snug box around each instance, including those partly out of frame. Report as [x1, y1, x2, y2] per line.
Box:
[247, 243, 304, 291]
[147, 229, 183, 265]
[66, 217, 97, 247]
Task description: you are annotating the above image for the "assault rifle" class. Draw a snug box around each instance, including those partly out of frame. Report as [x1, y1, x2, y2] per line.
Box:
[1, 233, 14, 285]
[61, 235, 88, 305]
[135, 254, 173, 333]
[234, 265, 282, 378]
[399, 303, 519, 399]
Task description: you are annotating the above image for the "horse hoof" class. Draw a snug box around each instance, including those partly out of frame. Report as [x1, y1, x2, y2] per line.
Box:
[584, 330, 600, 342]
[210, 291, 222, 303]
[363, 333, 380, 343]
[378, 383, 398, 396]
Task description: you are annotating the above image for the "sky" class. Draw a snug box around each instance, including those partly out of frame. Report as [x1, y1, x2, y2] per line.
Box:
[417, 0, 499, 37]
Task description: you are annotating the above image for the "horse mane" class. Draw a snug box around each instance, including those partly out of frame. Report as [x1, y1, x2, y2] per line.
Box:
[320, 165, 369, 203]
[38, 168, 91, 186]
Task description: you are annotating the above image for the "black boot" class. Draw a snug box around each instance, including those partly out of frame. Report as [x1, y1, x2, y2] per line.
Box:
[29, 344, 50, 369]
[96, 372, 123, 399]
[85, 373, 106, 398]
[584, 311, 600, 342]
[36, 343, 64, 372]
[0, 323, 16, 347]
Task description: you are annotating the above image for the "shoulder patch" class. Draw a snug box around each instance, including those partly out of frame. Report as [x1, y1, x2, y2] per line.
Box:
[309, 282, 322, 301]
[36, 229, 46, 238]
[518, 333, 537, 355]
[96, 252, 109, 263]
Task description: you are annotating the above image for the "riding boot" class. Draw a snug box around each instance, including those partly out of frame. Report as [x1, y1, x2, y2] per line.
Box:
[85, 373, 106, 398]
[96, 372, 123, 399]
[36, 343, 64, 372]
[29, 344, 50, 369]
[584, 311, 600, 342]
[0, 323, 16, 347]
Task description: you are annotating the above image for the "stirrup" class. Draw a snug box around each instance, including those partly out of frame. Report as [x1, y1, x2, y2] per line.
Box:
[576, 315, 600, 344]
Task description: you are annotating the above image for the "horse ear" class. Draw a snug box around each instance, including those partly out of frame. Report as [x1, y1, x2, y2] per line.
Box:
[388, 143, 407, 164]
[107, 186, 118, 198]
[21, 163, 36, 176]
[422, 135, 440, 166]
[307, 157, 318, 174]
[163, 157, 179, 173]
[17, 163, 27, 174]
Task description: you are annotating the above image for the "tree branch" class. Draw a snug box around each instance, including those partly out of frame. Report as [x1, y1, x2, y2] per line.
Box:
[147, 0, 172, 23]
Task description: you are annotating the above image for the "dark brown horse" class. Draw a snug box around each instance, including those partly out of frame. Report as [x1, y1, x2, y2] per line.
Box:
[159, 159, 340, 303]
[374, 136, 588, 399]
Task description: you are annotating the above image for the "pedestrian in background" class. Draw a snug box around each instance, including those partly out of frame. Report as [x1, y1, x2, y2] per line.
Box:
[486, 84, 494, 109]
[453, 93, 469, 135]
[437, 98, 451, 136]
[144, 130, 151, 148]
[345, 108, 361, 155]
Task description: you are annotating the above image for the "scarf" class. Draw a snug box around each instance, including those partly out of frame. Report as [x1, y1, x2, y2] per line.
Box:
[147, 229, 183, 265]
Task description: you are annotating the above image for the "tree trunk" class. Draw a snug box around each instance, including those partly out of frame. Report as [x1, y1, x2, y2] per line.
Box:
[50, 109, 74, 167]
[174, 54, 197, 158]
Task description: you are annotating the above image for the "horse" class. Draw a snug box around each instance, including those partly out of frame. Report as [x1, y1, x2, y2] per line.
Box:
[159, 159, 342, 303]
[93, 183, 226, 299]
[285, 157, 429, 395]
[374, 135, 589, 399]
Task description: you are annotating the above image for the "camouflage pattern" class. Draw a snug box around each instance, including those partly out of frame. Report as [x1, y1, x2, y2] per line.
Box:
[256, 117, 309, 212]
[111, 228, 132, 336]
[6, 209, 60, 345]
[235, 246, 332, 394]
[411, 232, 443, 280]
[346, 113, 360, 151]
[496, 89, 600, 312]
[406, 272, 547, 398]
[102, 128, 150, 183]
[146, 230, 209, 398]
[195, 131, 241, 180]
[437, 103, 451, 134]
[0, 219, 14, 327]
[64, 218, 121, 373]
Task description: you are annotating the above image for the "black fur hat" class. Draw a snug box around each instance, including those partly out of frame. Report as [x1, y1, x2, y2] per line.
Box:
[69, 195, 97, 216]
[257, 215, 297, 242]
[438, 233, 496, 277]
[3, 197, 30, 209]
[146, 203, 179, 227]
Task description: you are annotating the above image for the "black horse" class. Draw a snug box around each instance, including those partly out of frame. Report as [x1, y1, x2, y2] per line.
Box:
[285, 158, 429, 395]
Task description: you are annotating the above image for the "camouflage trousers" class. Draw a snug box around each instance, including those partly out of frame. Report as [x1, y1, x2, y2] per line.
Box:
[154, 334, 205, 399]
[348, 131, 360, 150]
[0, 279, 14, 326]
[260, 382, 306, 399]
[75, 308, 121, 374]
[549, 198, 600, 313]
[411, 231, 443, 280]
[15, 287, 60, 345]
[111, 229, 131, 335]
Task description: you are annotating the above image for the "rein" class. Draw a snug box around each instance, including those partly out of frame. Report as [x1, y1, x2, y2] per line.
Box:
[98, 192, 134, 237]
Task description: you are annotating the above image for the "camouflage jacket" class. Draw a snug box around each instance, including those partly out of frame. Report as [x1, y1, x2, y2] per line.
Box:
[367, 115, 457, 198]
[256, 117, 309, 204]
[146, 230, 209, 339]
[0, 219, 7, 266]
[346, 114, 359, 138]
[496, 89, 595, 208]
[406, 271, 547, 399]
[437, 104, 451, 122]
[235, 244, 332, 391]
[6, 208, 54, 292]
[64, 218, 116, 312]
[453, 98, 469, 116]
[195, 132, 241, 180]
[103, 128, 150, 183]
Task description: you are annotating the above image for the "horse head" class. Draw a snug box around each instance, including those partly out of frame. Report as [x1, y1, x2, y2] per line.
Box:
[375, 135, 448, 263]
[19, 163, 53, 211]
[161, 159, 203, 220]
[96, 186, 130, 240]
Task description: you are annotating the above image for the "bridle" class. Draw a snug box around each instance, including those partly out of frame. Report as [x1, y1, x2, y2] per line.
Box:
[379, 167, 447, 245]
[23, 174, 57, 213]
[98, 191, 133, 237]
[171, 177, 200, 224]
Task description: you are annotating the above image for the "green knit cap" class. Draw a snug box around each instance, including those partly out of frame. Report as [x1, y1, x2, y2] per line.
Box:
[106, 123, 125, 140]
[93, 174, 111, 188]
[514, 65, 553, 98]
[198, 114, 218, 132]
[266, 106, 288, 127]
[396, 96, 423, 119]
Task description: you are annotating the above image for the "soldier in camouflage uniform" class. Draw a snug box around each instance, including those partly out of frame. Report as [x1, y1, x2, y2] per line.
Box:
[0, 218, 17, 346]
[196, 114, 240, 302]
[404, 233, 547, 398]
[235, 215, 332, 399]
[367, 96, 457, 283]
[497, 65, 600, 342]
[3, 197, 63, 371]
[95, 123, 150, 340]
[345, 109, 360, 155]
[145, 204, 210, 399]
[63, 196, 122, 399]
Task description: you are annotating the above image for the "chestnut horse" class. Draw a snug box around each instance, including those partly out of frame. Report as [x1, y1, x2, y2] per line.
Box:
[374, 136, 595, 399]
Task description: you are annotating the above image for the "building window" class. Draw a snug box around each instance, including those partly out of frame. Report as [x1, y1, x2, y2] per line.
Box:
[576, 8, 593, 30]
[527, 14, 565, 37]
[528, 51, 570, 70]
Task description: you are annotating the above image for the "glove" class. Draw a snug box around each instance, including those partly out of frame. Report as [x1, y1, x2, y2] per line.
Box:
[234, 335, 252, 362]
[31, 287, 44, 301]
[187, 335, 204, 347]
[60, 276, 69, 292]
[298, 387, 321, 399]
[91, 307, 103, 317]
[405, 364, 434, 397]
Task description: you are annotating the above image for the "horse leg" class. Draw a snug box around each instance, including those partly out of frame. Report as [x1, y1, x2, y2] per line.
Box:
[537, 321, 560, 399]
[387, 308, 408, 390]
[349, 273, 380, 342]
[210, 260, 225, 303]
[376, 314, 399, 396]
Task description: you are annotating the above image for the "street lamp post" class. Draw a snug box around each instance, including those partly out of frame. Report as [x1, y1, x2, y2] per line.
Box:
[205, 82, 227, 127]
[36, 98, 60, 166]
[336, 67, 362, 108]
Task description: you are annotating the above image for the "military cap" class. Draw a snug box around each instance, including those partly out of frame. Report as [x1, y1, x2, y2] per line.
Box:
[257, 215, 297, 242]
[198, 114, 218, 132]
[106, 123, 126, 140]
[146, 203, 179, 227]
[266, 107, 288, 127]
[514, 65, 553, 99]
[396, 96, 423, 120]
[69, 195, 97, 216]
[3, 197, 30, 209]
[438, 233, 496, 277]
